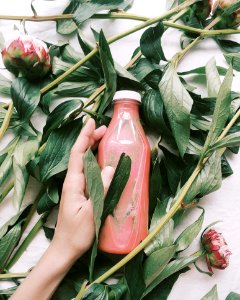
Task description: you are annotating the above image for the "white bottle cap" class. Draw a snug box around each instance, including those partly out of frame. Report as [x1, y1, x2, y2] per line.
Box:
[113, 90, 141, 103]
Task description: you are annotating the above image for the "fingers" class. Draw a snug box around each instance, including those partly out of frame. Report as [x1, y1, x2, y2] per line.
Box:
[101, 166, 115, 196]
[65, 119, 106, 192]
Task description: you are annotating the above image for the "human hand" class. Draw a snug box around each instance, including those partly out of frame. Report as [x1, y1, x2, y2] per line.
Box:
[51, 118, 114, 262]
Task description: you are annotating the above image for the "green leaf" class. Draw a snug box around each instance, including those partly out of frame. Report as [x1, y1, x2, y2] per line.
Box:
[221, 155, 233, 178]
[179, 66, 227, 76]
[224, 53, 240, 71]
[43, 99, 83, 142]
[201, 66, 233, 157]
[125, 253, 145, 300]
[217, 39, 240, 53]
[184, 151, 222, 203]
[14, 139, 39, 166]
[207, 131, 240, 154]
[83, 148, 104, 239]
[141, 89, 170, 135]
[0, 154, 12, 187]
[43, 226, 55, 240]
[145, 200, 174, 256]
[83, 283, 108, 300]
[73, 0, 125, 26]
[52, 57, 100, 82]
[101, 153, 131, 222]
[98, 30, 117, 114]
[108, 280, 128, 300]
[161, 146, 185, 194]
[144, 245, 176, 287]
[57, 0, 79, 35]
[206, 58, 221, 98]
[144, 254, 201, 296]
[140, 22, 166, 62]
[175, 207, 204, 252]
[0, 224, 21, 271]
[200, 285, 218, 300]
[159, 63, 193, 157]
[13, 158, 29, 210]
[142, 268, 189, 300]
[56, 81, 98, 97]
[11, 78, 41, 121]
[149, 155, 161, 215]
[89, 154, 131, 282]
[191, 115, 210, 132]
[0, 205, 30, 239]
[0, 286, 17, 296]
[226, 292, 240, 300]
[61, 45, 84, 64]
[37, 182, 59, 214]
[129, 58, 160, 82]
[39, 119, 83, 182]
[0, 73, 11, 95]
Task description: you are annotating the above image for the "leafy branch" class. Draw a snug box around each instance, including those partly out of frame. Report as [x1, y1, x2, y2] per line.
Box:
[76, 101, 240, 297]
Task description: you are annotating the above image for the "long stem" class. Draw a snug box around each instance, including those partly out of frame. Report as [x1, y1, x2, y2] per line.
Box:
[0, 12, 149, 22]
[6, 212, 49, 270]
[0, 272, 28, 279]
[40, 0, 198, 94]
[76, 102, 240, 299]
[163, 21, 240, 35]
[172, 15, 222, 66]
[0, 102, 13, 141]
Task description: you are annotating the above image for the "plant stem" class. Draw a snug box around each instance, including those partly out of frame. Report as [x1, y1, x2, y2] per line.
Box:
[6, 212, 49, 270]
[40, 0, 198, 94]
[0, 180, 14, 204]
[76, 103, 240, 299]
[172, 15, 222, 66]
[75, 280, 88, 300]
[163, 20, 240, 35]
[0, 102, 13, 141]
[0, 12, 149, 22]
[218, 109, 240, 141]
[0, 272, 28, 279]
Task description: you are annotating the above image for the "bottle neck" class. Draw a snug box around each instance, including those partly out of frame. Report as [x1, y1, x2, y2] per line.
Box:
[112, 100, 140, 120]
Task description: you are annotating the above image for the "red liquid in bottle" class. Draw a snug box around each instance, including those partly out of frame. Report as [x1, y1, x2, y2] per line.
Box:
[98, 90, 150, 254]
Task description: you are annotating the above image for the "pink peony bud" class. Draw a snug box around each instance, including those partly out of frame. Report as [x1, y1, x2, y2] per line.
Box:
[202, 229, 232, 273]
[1, 35, 51, 81]
[219, 0, 240, 27]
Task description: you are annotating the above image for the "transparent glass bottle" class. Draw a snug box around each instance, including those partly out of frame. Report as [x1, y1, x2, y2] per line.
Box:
[98, 90, 150, 254]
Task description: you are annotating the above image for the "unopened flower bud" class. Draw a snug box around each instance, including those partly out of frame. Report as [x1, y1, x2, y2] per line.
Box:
[1, 35, 51, 81]
[202, 229, 231, 273]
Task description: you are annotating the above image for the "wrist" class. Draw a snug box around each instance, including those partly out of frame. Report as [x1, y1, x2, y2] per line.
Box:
[49, 237, 85, 268]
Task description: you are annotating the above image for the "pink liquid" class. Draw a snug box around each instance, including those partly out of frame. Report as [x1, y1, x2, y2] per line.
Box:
[98, 98, 150, 254]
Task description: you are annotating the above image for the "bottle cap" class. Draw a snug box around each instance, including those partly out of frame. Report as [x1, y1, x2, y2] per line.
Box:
[113, 90, 141, 103]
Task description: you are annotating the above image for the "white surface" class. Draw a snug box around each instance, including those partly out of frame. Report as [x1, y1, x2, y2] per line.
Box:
[0, 1, 240, 299]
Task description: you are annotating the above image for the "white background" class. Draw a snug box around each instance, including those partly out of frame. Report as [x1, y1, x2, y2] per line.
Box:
[0, 0, 240, 299]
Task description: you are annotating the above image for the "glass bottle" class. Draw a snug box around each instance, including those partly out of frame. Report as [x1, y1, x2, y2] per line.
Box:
[98, 90, 150, 254]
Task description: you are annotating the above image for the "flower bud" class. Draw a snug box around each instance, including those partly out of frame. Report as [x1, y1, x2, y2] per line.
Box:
[218, 0, 240, 27]
[202, 229, 231, 273]
[1, 35, 51, 81]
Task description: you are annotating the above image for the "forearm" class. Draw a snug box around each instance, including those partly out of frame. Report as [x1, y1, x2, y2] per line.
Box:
[10, 242, 77, 300]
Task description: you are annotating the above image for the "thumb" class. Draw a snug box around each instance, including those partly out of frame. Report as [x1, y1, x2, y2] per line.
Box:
[101, 166, 115, 196]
